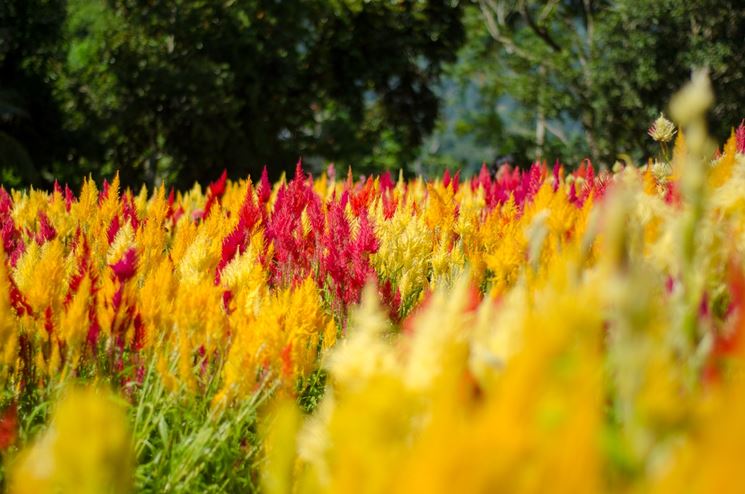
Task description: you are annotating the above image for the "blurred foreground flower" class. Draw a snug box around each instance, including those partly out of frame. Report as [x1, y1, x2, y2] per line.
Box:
[8, 387, 133, 494]
[0, 403, 17, 451]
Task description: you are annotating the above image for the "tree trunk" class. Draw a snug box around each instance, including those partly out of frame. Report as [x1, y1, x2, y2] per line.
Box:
[583, 112, 600, 164]
[536, 107, 546, 161]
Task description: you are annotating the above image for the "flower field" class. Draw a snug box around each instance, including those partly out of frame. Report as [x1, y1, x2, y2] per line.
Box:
[2, 76, 745, 493]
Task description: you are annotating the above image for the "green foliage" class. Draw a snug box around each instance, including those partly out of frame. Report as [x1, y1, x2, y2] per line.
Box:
[0, 1, 69, 184]
[0, 356, 271, 494]
[592, 0, 745, 163]
[442, 0, 745, 168]
[297, 369, 327, 414]
[5, 0, 744, 183]
[132, 361, 267, 494]
[1, 0, 466, 188]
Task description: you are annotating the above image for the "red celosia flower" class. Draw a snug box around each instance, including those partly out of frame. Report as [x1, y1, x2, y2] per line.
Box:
[474, 163, 490, 190]
[0, 188, 25, 266]
[442, 169, 460, 191]
[107, 215, 121, 245]
[568, 182, 581, 207]
[280, 343, 293, 378]
[382, 191, 398, 220]
[379, 279, 402, 321]
[552, 161, 561, 192]
[265, 163, 323, 285]
[704, 259, 745, 384]
[122, 193, 140, 231]
[664, 181, 682, 207]
[64, 184, 75, 212]
[35, 211, 56, 245]
[166, 186, 176, 218]
[350, 177, 375, 216]
[0, 403, 17, 451]
[203, 169, 229, 218]
[99, 178, 111, 204]
[356, 213, 379, 254]
[44, 306, 54, 336]
[380, 170, 395, 192]
[312, 190, 381, 308]
[65, 242, 94, 307]
[736, 120, 745, 154]
[110, 248, 138, 283]
[7, 274, 32, 317]
[222, 290, 234, 313]
[215, 183, 264, 284]
[258, 166, 272, 205]
[133, 313, 145, 351]
[210, 169, 228, 197]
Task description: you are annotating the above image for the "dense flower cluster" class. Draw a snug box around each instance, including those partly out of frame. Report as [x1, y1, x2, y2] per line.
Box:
[0, 156, 611, 400]
[264, 120, 745, 494]
[2, 75, 745, 492]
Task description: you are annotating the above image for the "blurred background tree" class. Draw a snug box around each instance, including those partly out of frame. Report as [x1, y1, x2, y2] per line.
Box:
[2, 0, 465, 188]
[420, 0, 745, 175]
[1, 0, 744, 187]
[0, 0, 68, 186]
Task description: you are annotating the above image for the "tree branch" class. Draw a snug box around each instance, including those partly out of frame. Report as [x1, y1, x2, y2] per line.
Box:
[545, 120, 569, 144]
[478, 1, 558, 70]
[518, 1, 562, 53]
[582, 0, 594, 42]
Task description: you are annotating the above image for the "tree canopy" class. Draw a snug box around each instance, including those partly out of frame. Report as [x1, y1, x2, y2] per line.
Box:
[3, 0, 745, 186]
[1, 0, 465, 188]
[436, 0, 745, 169]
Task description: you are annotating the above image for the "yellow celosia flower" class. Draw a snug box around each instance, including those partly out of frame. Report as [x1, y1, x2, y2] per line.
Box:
[287, 264, 604, 494]
[8, 386, 133, 494]
[14, 239, 67, 321]
[372, 201, 431, 304]
[3, 90, 745, 493]
[216, 277, 333, 405]
[0, 253, 18, 370]
[58, 274, 92, 367]
[709, 130, 739, 189]
[138, 258, 176, 350]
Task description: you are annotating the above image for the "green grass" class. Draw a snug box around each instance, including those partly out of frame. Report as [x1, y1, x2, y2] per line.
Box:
[1, 352, 277, 493]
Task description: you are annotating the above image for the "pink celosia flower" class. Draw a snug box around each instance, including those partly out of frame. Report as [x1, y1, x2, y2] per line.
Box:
[203, 169, 229, 218]
[216, 184, 263, 284]
[35, 211, 56, 245]
[107, 215, 121, 245]
[110, 248, 138, 283]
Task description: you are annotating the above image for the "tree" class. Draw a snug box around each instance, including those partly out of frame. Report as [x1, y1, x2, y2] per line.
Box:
[0, 0, 68, 186]
[56, 0, 465, 187]
[449, 0, 745, 168]
[592, 0, 745, 163]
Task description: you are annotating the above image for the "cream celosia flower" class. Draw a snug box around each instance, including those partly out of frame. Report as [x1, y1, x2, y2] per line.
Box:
[648, 113, 677, 143]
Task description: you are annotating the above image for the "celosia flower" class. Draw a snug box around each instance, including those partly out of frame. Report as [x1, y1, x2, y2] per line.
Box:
[0, 402, 17, 451]
[736, 120, 745, 154]
[0, 110, 745, 493]
[8, 387, 133, 494]
[648, 113, 677, 142]
[110, 248, 137, 283]
[202, 169, 229, 218]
